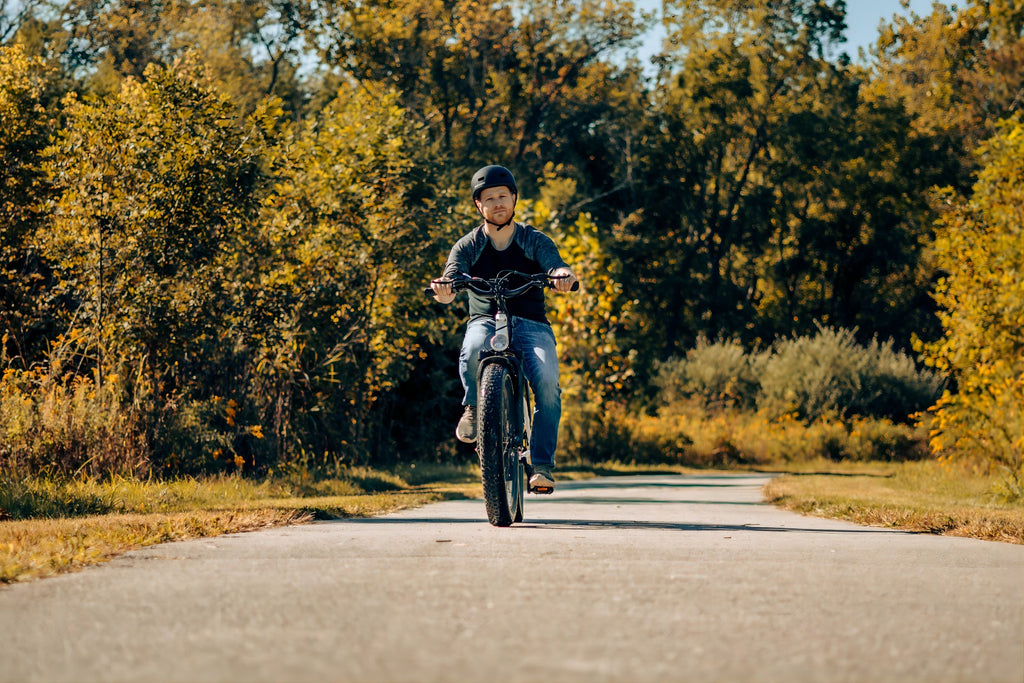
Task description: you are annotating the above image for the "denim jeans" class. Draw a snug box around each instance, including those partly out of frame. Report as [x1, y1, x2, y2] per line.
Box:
[459, 316, 561, 467]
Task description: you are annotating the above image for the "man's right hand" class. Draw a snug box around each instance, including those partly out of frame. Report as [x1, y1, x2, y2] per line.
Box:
[430, 279, 456, 304]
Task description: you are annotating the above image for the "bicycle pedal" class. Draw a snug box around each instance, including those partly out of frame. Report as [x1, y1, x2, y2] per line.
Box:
[529, 485, 554, 495]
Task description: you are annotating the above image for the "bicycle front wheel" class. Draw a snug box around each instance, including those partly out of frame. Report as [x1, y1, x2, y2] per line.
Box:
[478, 363, 522, 526]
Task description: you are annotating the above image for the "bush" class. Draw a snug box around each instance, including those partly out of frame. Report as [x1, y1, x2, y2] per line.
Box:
[0, 360, 149, 477]
[616, 403, 928, 467]
[653, 336, 761, 411]
[758, 326, 944, 422]
[654, 327, 943, 423]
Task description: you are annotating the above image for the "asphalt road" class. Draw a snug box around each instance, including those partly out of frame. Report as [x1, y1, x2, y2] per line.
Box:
[1, 473, 1022, 683]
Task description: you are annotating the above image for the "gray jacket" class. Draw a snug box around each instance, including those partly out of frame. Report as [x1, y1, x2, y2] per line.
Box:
[441, 221, 570, 280]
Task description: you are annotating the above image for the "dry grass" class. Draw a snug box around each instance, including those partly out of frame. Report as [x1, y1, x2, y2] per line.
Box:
[0, 464, 483, 584]
[763, 459, 1024, 544]
[0, 508, 310, 583]
[0, 488, 475, 583]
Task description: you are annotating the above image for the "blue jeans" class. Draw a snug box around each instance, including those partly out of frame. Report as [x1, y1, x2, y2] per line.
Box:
[459, 316, 561, 467]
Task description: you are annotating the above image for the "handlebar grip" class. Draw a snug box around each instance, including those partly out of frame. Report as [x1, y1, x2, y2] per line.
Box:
[423, 287, 435, 297]
[570, 281, 579, 292]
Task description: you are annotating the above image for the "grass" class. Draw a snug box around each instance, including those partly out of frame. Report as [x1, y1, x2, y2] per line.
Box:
[763, 459, 1024, 544]
[0, 462, 483, 584]
[0, 460, 669, 584]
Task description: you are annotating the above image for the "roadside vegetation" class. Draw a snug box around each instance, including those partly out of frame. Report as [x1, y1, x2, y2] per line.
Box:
[0, 463, 482, 583]
[764, 461, 1024, 545]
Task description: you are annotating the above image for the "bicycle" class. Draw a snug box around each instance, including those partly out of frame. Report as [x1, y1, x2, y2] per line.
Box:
[426, 271, 577, 526]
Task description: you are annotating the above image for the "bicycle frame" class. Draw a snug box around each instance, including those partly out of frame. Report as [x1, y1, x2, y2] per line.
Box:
[476, 297, 533, 467]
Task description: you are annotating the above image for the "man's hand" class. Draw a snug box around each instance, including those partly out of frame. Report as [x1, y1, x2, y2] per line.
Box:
[430, 279, 456, 304]
[550, 267, 577, 293]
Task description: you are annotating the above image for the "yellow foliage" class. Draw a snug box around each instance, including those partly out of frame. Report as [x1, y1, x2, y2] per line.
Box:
[918, 116, 1024, 484]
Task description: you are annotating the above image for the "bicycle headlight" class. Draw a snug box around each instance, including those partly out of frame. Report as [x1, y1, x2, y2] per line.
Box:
[490, 332, 509, 351]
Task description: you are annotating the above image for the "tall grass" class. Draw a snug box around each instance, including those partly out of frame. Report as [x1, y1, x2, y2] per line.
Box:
[0, 338, 149, 477]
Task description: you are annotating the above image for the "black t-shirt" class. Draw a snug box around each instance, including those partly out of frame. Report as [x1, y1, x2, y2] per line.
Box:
[468, 239, 548, 323]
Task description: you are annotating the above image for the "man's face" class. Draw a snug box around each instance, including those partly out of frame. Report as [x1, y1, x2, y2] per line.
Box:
[475, 186, 516, 225]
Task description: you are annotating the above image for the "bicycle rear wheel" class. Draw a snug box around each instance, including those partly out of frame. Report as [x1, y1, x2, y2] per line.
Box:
[478, 363, 522, 526]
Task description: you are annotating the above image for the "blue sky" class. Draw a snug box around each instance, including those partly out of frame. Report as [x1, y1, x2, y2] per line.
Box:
[634, 0, 942, 63]
[841, 0, 938, 56]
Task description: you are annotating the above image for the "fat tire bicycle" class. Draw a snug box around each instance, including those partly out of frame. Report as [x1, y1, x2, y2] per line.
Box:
[426, 271, 577, 527]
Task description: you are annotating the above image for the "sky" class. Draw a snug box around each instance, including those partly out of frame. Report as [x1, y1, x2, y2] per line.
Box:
[634, 0, 941, 64]
[841, 0, 938, 57]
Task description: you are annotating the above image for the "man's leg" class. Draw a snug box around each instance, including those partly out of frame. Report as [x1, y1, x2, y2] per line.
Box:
[456, 318, 493, 442]
[514, 318, 560, 486]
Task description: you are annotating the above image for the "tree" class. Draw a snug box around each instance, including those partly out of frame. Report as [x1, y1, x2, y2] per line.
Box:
[754, 64, 945, 347]
[311, 0, 646, 181]
[0, 44, 58, 363]
[1, 0, 44, 44]
[919, 115, 1024, 490]
[246, 81, 438, 465]
[27, 0, 313, 113]
[868, 0, 1024, 190]
[41, 54, 275, 470]
[618, 0, 850, 359]
[529, 167, 638, 457]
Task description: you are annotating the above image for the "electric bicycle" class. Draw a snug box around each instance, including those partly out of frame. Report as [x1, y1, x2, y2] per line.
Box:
[426, 271, 576, 526]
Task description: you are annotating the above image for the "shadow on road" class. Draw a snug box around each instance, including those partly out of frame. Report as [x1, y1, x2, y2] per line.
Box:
[334, 516, 908, 536]
[555, 477, 769, 491]
[522, 497, 765, 505]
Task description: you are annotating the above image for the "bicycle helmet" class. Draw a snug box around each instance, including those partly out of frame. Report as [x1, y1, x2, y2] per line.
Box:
[471, 165, 518, 201]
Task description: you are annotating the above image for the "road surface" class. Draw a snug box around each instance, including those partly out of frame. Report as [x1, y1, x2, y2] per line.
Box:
[1, 473, 1022, 682]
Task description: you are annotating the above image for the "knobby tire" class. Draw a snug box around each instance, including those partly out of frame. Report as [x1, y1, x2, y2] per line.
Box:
[478, 364, 521, 526]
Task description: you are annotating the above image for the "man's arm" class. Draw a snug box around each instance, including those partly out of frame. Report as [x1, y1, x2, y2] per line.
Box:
[432, 231, 475, 304]
[524, 226, 576, 292]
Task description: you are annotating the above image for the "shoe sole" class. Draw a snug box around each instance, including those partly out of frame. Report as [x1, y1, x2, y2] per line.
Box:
[528, 473, 555, 494]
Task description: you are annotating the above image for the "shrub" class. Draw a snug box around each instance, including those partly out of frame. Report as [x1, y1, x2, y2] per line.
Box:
[653, 337, 761, 411]
[0, 359, 149, 477]
[559, 401, 671, 465]
[757, 326, 942, 422]
[654, 328, 942, 423]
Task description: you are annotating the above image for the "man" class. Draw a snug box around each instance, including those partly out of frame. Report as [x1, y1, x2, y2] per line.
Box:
[430, 165, 576, 492]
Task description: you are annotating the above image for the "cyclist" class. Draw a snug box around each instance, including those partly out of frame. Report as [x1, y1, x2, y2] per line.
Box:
[431, 165, 577, 492]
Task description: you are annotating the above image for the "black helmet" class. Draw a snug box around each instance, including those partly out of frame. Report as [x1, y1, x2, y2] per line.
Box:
[471, 165, 517, 201]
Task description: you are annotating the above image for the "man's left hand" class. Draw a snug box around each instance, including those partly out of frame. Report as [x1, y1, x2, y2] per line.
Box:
[551, 267, 577, 293]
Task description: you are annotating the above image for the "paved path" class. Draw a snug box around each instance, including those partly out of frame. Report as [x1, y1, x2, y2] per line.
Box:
[1, 473, 1022, 683]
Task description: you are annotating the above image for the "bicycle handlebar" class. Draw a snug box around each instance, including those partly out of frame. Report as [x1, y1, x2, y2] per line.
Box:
[424, 272, 579, 298]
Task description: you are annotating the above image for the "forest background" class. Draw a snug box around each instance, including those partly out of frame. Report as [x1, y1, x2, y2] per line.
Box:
[1, 0, 1022, 493]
